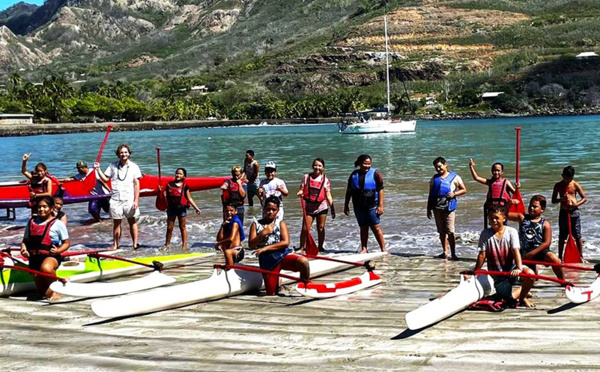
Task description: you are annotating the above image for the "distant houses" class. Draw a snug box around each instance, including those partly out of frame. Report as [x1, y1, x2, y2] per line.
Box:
[481, 92, 504, 101]
[576, 52, 599, 59]
[0, 113, 34, 125]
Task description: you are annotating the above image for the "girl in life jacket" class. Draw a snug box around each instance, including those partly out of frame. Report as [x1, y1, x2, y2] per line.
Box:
[221, 165, 247, 223]
[469, 159, 518, 227]
[21, 153, 55, 210]
[162, 168, 202, 251]
[20, 196, 70, 301]
[296, 158, 336, 254]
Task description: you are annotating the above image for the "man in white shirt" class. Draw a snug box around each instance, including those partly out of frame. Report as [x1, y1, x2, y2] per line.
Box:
[94, 144, 142, 250]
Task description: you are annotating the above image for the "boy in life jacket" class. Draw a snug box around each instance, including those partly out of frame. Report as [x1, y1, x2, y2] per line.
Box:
[215, 203, 246, 265]
[427, 157, 467, 260]
[163, 167, 202, 251]
[469, 158, 517, 228]
[221, 165, 247, 223]
[508, 195, 564, 281]
[551, 165, 588, 260]
[21, 153, 55, 211]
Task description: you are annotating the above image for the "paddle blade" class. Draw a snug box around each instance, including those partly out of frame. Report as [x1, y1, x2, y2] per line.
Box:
[155, 186, 168, 211]
[305, 227, 318, 256]
[509, 188, 526, 214]
[564, 235, 582, 263]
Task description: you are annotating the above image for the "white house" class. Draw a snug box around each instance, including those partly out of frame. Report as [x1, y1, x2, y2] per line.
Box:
[0, 114, 34, 125]
[576, 52, 599, 59]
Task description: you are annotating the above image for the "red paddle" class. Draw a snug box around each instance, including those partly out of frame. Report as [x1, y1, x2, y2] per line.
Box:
[95, 125, 113, 164]
[472, 269, 569, 286]
[564, 210, 582, 263]
[155, 147, 168, 211]
[523, 259, 592, 271]
[301, 198, 319, 255]
[509, 127, 525, 214]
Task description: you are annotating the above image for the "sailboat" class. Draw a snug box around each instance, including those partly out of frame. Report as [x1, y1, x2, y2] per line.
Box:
[337, 16, 417, 135]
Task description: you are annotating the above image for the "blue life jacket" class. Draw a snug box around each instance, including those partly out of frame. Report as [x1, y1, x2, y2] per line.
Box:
[431, 172, 458, 212]
[351, 168, 378, 210]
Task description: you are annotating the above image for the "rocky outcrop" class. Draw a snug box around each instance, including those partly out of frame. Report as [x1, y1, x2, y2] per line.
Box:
[0, 26, 50, 70]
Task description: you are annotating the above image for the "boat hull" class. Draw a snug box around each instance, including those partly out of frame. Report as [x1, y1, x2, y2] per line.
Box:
[91, 251, 388, 318]
[565, 275, 600, 303]
[1, 252, 213, 297]
[405, 274, 494, 330]
[339, 119, 417, 134]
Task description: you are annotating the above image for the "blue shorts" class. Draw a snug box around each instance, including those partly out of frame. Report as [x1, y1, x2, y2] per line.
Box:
[559, 209, 582, 240]
[88, 198, 109, 215]
[493, 277, 514, 301]
[167, 205, 188, 218]
[354, 207, 380, 227]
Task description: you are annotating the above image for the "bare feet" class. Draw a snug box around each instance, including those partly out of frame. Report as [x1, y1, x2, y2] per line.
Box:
[519, 298, 536, 309]
[108, 245, 119, 251]
[435, 253, 448, 259]
[360, 249, 368, 254]
[181, 244, 189, 251]
[48, 292, 62, 301]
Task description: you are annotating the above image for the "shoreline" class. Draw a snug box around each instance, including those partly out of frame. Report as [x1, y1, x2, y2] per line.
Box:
[2, 110, 600, 137]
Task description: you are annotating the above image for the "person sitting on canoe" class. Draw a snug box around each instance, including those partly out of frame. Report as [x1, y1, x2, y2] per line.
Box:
[249, 196, 310, 295]
[508, 194, 564, 281]
[471, 205, 535, 308]
[427, 156, 467, 260]
[215, 203, 245, 266]
[221, 165, 247, 224]
[163, 167, 202, 251]
[21, 153, 54, 212]
[20, 196, 70, 301]
[469, 159, 517, 228]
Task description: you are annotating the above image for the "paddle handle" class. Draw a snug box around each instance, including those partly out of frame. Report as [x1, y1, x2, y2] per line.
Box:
[515, 126, 521, 183]
[156, 147, 162, 187]
[215, 264, 309, 283]
[474, 269, 568, 286]
[1, 264, 66, 283]
[95, 125, 113, 164]
[522, 259, 593, 272]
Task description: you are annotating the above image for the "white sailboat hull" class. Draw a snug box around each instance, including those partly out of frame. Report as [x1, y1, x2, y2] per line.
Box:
[339, 119, 417, 134]
[91, 252, 387, 318]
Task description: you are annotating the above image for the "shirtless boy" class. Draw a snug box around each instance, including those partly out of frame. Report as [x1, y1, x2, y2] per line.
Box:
[215, 203, 245, 266]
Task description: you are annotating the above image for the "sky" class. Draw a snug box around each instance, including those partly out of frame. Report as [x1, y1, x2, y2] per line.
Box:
[1, 0, 44, 12]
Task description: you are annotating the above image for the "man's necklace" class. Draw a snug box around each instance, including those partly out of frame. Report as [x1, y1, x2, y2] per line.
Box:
[117, 163, 129, 181]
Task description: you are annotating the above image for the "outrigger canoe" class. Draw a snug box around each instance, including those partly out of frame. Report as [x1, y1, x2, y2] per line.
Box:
[1, 251, 214, 297]
[92, 251, 387, 318]
[0, 174, 227, 209]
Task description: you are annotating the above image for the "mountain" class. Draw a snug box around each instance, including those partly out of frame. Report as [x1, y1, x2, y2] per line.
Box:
[0, 26, 51, 70]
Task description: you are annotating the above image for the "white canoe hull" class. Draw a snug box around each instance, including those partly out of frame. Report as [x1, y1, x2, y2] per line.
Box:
[405, 274, 495, 330]
[49, 271, 176, 298]
[92, 251, 387, 318]
[565, 275, 600, 303]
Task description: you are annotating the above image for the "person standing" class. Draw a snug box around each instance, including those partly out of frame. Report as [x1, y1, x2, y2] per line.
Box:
[94, 144, 142, 250]
[344, 154, 386, 253]
[258, 161, 289, 221]
[427, 157, 467, 260]
[61, 161, 111, 222]
[221, 165, 247, 223]
[243, 150, 260, 207]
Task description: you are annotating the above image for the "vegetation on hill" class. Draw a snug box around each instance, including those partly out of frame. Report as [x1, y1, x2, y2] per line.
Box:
[1, 0, 600, 123]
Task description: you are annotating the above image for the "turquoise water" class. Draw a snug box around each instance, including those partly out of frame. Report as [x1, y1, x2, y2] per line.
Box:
[1, 115, 600, 257]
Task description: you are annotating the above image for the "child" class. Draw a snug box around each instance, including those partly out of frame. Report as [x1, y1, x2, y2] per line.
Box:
[215, 203, 245, 266]
[258, 161, 289, 221]
[52, 196, 68, 226]
[508, 195, 564, 280]
[221, 165, 247, 223]
[473, 205, 535, 308]
[21, 153, 54, 210]
[551, 165, 587, 260]
[427, 156, 467, 260]
[163, 168, 202, 251]
[469, 158, 517, 227]
[243, 150, 260, 207]
[249, 196, 309, 295]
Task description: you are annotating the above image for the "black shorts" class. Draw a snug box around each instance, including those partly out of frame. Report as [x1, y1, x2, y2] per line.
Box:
[29, 254, 63, 272]
[307, 208, 328, 218]
[523, 248, 551, 271]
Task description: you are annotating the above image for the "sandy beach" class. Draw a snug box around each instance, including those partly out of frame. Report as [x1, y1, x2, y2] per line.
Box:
[2, 252, 599, 371]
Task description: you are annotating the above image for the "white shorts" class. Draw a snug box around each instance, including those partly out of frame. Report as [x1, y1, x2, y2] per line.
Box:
[109, 199, 140, 220]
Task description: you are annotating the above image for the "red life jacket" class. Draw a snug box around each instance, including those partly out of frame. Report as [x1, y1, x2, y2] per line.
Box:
[166, 181, 190, 207]
[486, 178, 511, 207]
[302, 174, 327, 203]
[221, 179, 244, 207]
[25, 217, 57, 256]
[29, 176, 49, 195]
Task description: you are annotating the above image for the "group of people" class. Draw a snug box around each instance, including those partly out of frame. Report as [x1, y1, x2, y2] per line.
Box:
[18, 144, 588, 301]
[427, 156, 587, 308]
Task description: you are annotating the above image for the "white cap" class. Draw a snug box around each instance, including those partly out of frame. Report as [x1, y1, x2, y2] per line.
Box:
[265, 161, 277, 170]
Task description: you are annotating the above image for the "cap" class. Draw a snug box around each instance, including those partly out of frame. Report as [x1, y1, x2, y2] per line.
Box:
[265, 161, 277, 170]
[76, 161, 88, 168]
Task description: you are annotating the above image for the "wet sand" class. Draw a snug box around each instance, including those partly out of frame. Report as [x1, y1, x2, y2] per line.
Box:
[1, 252, 600, 371]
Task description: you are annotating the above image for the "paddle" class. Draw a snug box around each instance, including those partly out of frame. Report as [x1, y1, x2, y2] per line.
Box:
[564, 213, 582, 263]
[155, 147, 168, 211]
[0, 259, 67, 284]
[471, 269, 570, 286]
[523, 259, 595, 272]
[214, 264, 309, 283]
[302, 254, 376, 271]
[88, 252, 164, 272]
[95, 124, 113, 164]
[509, 126, 525, 214]
[300, 198, 319, 255]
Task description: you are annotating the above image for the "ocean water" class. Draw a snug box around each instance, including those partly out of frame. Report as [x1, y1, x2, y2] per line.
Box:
[2, 115, 600, 257]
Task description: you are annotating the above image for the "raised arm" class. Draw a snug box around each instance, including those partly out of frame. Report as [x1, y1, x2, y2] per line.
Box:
[469, 158, 488, 185]
[94, 162, 110, 183]
[21, 153, 32, 179]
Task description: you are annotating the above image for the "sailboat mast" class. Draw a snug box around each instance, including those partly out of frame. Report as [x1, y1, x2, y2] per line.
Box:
[384, 15, 391, 116]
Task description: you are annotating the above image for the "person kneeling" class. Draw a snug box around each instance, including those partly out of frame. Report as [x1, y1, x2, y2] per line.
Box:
[215, 203, 245, 266]
[249, 196, 309, 295]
